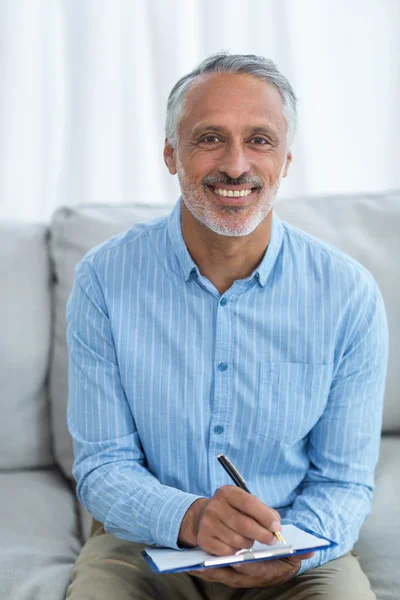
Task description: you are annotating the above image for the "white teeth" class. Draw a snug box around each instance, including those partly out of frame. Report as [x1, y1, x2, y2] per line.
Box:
[213, 188, 252, 197]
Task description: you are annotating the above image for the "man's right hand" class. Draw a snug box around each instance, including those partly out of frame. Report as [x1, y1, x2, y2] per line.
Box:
[178, 485, 282, 556]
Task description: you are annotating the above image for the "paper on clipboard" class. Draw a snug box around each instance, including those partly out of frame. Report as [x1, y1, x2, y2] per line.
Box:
[143, 524, 336, 573]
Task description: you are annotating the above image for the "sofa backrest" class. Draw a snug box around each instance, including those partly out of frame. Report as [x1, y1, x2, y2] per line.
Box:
[48, 192, 399, 479]
[0, 223, 54, 469]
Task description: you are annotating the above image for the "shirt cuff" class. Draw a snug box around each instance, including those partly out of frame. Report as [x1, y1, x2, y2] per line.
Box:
[149, 489, 207, 549]
[294, 556, 315, 576]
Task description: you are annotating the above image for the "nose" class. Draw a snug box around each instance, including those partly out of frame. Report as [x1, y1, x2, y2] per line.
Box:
[217, 143, 251, 180]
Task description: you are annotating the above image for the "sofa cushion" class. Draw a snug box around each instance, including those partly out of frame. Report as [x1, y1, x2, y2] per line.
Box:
[49, 192, 398, 478]
[355, 435, 400, 600]
[0, 468, 81, 600]
[0, 222, 54, 469]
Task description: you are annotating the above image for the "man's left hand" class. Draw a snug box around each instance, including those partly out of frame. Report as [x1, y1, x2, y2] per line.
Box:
[188, 551, 315, 588]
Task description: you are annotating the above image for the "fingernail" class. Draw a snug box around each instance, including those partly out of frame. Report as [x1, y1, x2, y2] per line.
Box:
[271, 520, 281, 532]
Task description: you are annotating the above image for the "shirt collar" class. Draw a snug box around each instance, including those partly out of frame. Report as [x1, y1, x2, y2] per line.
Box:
[167, 196, 284, 287]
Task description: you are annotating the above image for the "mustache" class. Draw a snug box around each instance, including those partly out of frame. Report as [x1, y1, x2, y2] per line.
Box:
[202, 173, 263, 188]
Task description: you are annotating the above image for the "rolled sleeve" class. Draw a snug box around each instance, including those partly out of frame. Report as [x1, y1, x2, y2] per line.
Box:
[150, 491, 205, 549]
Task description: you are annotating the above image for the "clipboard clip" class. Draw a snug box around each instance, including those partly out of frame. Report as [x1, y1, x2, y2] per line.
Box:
[236, 550, 257, 560]
[203, 544, 293, 567]
[235, 545, 293, 558]
[235, 548, 257, 558]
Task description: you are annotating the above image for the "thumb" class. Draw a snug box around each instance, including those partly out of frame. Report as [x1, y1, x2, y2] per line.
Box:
[299, 552, 315, 560]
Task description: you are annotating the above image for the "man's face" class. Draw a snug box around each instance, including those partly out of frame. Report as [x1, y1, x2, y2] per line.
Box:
[164, 72, 292, 237]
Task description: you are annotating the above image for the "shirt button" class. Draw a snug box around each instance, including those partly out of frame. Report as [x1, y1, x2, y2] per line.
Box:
[218, 362, 228, 371]
[220, 297, 227, 306]
[214, 425, 224, 434]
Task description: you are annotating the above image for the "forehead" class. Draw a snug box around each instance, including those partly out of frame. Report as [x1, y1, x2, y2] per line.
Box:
[181, 72, 287, 136]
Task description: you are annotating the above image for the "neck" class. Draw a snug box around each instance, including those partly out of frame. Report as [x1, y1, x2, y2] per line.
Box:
[181, 202, 272, 294]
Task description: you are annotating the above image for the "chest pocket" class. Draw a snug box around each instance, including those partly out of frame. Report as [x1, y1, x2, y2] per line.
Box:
[255, 361, 333, 446]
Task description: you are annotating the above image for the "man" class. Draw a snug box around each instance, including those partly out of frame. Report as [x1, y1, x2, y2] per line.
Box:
[65, 52, 388, 599]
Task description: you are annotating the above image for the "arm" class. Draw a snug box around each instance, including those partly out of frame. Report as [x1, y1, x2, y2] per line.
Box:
[282, 273, 389, 576]
[66, 259, 205, 549]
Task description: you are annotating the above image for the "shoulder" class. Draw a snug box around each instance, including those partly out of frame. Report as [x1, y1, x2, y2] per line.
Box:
[75, 213, 169, 278]
[280, 219, 386, 342]
[280, 218, 377, 289]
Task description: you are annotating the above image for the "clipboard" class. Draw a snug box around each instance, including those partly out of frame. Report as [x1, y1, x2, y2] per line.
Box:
[142, 524, 338, 574]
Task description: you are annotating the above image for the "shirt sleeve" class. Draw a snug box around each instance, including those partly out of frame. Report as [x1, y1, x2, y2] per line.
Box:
[281, 273, 389, 576]
[66, 259, 205, 549]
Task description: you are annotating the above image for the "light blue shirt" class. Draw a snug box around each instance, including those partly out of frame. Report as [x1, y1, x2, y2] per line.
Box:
[66, 197, 388, 575]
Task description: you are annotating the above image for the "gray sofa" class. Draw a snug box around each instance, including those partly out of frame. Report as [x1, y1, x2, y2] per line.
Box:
[0, 191, 399, 600]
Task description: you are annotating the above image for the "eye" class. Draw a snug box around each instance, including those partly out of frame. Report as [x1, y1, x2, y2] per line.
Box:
[199, 135, 221, 144]
[250, 137, 269, 145]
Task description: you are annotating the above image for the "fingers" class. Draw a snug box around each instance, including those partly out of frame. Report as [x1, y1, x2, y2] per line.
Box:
[197, 513, 256, 555]
[217, 506, 278, 546]
[194, 485, 283, 556]
[214, 486, 281, 541]
[189, 548, 317, 588]
[297, 551, 315, 560]
[270, 507, 281, 522]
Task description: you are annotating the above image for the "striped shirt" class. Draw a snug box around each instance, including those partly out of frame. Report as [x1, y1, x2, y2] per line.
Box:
[66, 196, 388, 575]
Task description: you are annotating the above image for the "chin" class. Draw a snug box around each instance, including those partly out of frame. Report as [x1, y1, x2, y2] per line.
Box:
[201, 210, 267, 237]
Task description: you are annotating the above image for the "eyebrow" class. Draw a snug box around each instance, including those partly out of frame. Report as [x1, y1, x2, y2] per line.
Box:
[191, 124, 280, 143]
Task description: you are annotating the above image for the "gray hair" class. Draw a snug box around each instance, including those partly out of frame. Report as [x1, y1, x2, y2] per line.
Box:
[165, 51, 298, 151]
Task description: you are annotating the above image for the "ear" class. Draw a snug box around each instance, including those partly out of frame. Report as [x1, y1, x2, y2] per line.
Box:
[282, 151, 292, 178]
[164, 139, 177, 175]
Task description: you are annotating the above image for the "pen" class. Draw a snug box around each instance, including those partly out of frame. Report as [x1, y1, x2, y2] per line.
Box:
[217, 454, 287, 545]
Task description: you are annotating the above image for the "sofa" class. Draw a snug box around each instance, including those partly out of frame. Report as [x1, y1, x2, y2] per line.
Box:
[0, 190, 399, 600]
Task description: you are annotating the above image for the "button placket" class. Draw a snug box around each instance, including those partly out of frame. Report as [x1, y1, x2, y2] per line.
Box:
[208, 296, 233, 490]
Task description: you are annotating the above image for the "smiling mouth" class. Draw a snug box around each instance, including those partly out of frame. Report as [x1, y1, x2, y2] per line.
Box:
[207, 185, 258, 199]
[207, 185, 256, 197]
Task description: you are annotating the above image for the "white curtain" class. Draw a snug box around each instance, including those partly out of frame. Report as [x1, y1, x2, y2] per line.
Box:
[0, 0, 399, 223]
